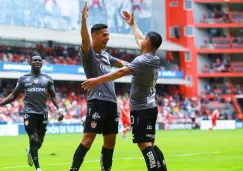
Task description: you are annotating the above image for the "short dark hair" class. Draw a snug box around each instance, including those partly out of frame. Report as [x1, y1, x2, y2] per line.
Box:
[91, 24, 108, 34]
[146, 31, 162, 50]
[30, 52, 42, 61]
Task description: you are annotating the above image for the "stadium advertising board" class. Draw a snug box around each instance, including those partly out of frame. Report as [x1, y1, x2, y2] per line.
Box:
[18, 124, 84, 135]
[167, 123, 192, 130]
[0, 125, 18, 136]
[0, 62, 184, 79]
[200, 120, 236, 130]
[236, 120, 243, 128]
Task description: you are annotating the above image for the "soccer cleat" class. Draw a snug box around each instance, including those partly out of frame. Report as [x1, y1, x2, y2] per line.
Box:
[36, 168, 42, 171]
[26, 147, 33, 166]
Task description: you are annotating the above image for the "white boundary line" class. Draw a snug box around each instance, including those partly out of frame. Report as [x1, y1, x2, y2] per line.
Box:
[0, 151, 220, 169]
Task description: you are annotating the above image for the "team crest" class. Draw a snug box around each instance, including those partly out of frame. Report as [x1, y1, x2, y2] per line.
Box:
[91, 121, 97, 129]
[24, 120, 29, 126]
[34, 79, 39, 84]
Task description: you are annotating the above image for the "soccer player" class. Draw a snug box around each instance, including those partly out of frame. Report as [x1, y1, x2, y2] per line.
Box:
[121, 96, 130, 140]
[70, 2, 125, 171]
[82, 11, 167, 171]
[209, 109, 221, 132]
[0, 53, 64, 171]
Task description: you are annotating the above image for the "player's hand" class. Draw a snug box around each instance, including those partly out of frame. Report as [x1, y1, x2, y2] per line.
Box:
[82, 2, 89, 19]
[81, 78, 100, 91]
[57, 108, 64, 122]
[122, 10, 135, 26]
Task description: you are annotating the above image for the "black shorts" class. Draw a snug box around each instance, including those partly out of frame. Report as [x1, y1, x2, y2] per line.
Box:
[130, 107, 158, 143]
[23, 113, 48, 138]
[84, 99, 119, 135]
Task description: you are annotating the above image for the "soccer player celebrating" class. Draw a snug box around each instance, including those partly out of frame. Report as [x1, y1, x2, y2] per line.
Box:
[82, 11, 167, 171]
[70, 2, 126, 171]
[0, 53, 64, 171]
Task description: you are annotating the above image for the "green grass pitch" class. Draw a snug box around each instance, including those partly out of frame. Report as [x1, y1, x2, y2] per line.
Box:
[0, 129, 243, 171]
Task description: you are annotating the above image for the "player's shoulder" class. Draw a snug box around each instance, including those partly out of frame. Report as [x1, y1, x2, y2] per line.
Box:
[18, 72, 32, 81]
[40, 72, 53, 80]
[101, 50, 112, 59]
[133, 55, 145, 62]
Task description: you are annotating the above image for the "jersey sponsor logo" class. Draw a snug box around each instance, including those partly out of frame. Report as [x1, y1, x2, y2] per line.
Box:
[34, 79, 39, 84]
[91, 121, 97, 128]
[92, 112, 101, 120]
[26, 87, 46, 93]
[146, 151, 157, 168]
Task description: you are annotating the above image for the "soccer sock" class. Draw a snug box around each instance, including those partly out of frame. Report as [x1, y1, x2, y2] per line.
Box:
[70, 144, 90, 171]
[100, 147, 114, 171]
[153, 145, 167, 171]
[141, 146, 159, 171]
[123, 128, 127, 137]
[30, 145, 40, 169]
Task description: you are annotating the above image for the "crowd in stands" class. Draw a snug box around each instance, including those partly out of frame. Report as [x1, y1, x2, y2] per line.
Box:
[201, 36, 243, 49]
[201, 57, 243, 73]
[202, 58, 231, 73]
[201, 11, 243, 24]
[200, 7, 230, 24]
[156, 85, 236, 129]
[0, 44, 140, 65]
[199, 4, 243, 24]
[0, 44, 181, 71]
[203, 83, 243, 95]
[0, 82, 237, 124]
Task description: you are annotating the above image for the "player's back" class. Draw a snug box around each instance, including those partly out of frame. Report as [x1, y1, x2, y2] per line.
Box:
[127, 53, 160, 111]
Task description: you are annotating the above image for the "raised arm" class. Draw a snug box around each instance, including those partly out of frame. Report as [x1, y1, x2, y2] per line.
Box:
[81, 2, 91, 54]
[122, 11, 144, 47]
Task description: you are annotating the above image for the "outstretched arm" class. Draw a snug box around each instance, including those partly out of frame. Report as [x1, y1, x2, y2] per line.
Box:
[81, 2, 91, 54]
[122, 11, 145, 47]
[0, 90, 21, 106]
[112, 60, 128, 68]
[48, 82, 64, 121]
[82, 66, 132, 91]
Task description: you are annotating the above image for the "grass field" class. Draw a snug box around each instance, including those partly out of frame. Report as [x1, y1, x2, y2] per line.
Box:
[0, 129, 243, 171]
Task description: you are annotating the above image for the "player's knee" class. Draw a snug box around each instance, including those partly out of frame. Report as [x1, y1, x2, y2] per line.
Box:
[137, 142, 152, 151]
[38, 136, 44, 149]
[29, 133, 38, 147]
[81, 133, 96, 148]
[103, 136, 116, 148]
